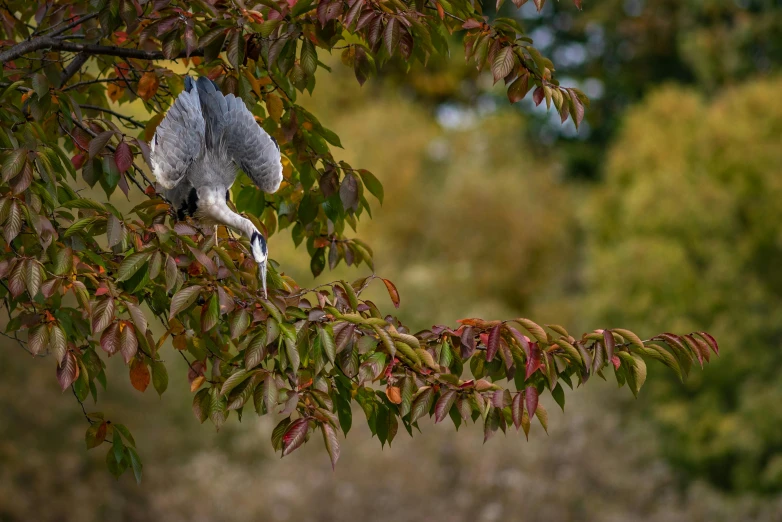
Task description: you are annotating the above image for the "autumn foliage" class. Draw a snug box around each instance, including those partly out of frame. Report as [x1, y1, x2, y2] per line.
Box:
[0, 0, 714, 481]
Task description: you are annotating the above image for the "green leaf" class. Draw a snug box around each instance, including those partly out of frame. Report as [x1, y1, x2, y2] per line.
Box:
[301, 39, 317, 76]
[357, 169, 383, 204]
[220, 368, 251, 397]
[492, 46, 516, 83]
[244, 331, 266, 370]
[169, 285, 202, 319]
[64, 216, 101, 238]
[551, 383, 565, 412]
[151, 360, 169, 396]
[2, 149, 26, 183]
[410, 386, 434, 423]
[201, 293, 220, 332]
[617, 351, 647, 397]
[61, 198, 108, 213]
[116, 252, 151, 282]
[318, 325, 336, 364]
[127, 447, 143, 484]
[85, 422, 107, 449]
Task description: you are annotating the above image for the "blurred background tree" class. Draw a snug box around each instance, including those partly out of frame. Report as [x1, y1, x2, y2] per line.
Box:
[585, 78, 782, 493]
[1, 0, 781, 519]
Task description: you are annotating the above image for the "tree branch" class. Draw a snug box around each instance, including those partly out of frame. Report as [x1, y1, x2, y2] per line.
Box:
[0, 36, 203, 65]
[60, 52, 89, 87]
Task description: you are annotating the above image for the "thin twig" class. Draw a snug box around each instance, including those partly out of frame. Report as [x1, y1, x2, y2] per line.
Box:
[71, 385, 95, 424]
[80, 104, 145, 129]
[62, 78, 120, 92]
[46, 12, 99, 38]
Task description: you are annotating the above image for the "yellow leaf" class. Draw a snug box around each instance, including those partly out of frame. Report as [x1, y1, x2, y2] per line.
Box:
[190, 375, 205, 392]
[107, 82, 124, 103]
[265, 92, 283, 123]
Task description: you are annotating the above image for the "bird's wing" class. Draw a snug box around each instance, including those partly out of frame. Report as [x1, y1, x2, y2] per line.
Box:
[195, 76, 283, 194]
[150, 77, 205, 190]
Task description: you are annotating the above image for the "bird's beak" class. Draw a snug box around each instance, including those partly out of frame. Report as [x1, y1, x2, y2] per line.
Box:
[259, 258, 267, 299]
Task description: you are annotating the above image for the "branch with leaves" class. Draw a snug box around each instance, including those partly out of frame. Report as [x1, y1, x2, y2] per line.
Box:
[0, 0, 713, 481]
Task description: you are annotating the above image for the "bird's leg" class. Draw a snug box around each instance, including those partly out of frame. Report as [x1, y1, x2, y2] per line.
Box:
[196, 187, 269, 297]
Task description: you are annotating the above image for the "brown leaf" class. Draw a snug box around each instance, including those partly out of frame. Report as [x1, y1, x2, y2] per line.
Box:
[137, 72, 160, 101]
[89, 131, 115, 159]
[382, 278, 400, 308]
[129, 358, 150, 392]
[107, 82, 124, 102]
[386, 386, 402, 404]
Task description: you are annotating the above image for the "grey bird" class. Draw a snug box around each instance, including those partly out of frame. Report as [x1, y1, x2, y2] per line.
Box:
[150, 76, 282, 297]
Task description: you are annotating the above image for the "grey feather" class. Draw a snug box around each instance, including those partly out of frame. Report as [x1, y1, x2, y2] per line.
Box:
[195, 76, 283, 193]
[150, 81, 204, 190]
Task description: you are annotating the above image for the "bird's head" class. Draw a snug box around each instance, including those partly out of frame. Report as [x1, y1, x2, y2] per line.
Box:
[250, 231, 269, 298]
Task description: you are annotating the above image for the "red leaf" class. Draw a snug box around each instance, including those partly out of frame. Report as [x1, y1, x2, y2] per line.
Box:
[71, 153, 87, 170]
[459, 326, 475, 358]
[434, 390, 457, 423]
[696, 331, 719, 356]
[462, 19, 482, 29]
[57, 352, 79, 391]
[382, 278, 400, 308]
[486, 324, 501, 362]
[611, 355, 621, 370]
[525, 342, 542, 379]
[602, 329, 615, 362]
[114, 141, 133, 173]
[100, 322, 120, 356]
[282, 417, 310, 456]
[72, 127, 91, 151]
[512, 392, 523, 430]
[532, 86, 545, 106]
[320, 423, 340, 469]
[525, 386, 538, 418]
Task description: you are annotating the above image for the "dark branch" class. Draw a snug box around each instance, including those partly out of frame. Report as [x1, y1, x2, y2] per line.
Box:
[0, 36, 203, 65]
[60, 52, 89, 87]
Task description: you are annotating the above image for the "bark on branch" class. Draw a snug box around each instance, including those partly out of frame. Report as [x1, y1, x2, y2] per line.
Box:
[0, 36, 202, 65]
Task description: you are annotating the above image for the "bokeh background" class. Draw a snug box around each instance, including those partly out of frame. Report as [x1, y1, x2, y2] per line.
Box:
[3, 1, 782, 519]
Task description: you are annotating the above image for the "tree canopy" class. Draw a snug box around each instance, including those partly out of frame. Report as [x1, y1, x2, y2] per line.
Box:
[0, 0, 715, 481]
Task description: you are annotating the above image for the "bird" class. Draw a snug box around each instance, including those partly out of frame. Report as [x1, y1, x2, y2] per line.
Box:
[149, 76, 283, 298]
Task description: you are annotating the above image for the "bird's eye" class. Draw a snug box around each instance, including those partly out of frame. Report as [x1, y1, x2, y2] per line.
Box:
[270, 136, 280, 151]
